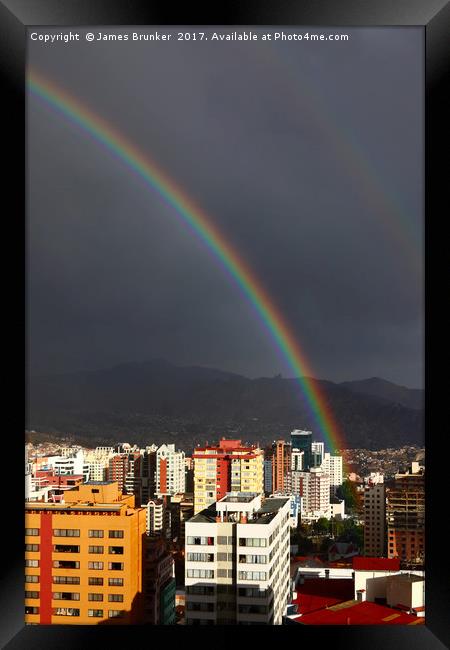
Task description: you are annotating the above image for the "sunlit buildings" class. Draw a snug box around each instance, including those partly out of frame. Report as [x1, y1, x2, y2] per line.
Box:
[193, 439, 264, 515]
[185, 492, 291, 625]
[25, 481, 147, 625]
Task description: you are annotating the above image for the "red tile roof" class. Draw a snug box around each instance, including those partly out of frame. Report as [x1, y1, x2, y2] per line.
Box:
[292, 578, 354, 615]
[294, 600, 424, 625]
[353, 557, 400, 571]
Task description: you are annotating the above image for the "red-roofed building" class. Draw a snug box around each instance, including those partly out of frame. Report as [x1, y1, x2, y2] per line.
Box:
[193, 439, 264, 513]
[289, 600, 425, 625]
[291, 578, 354, 616]
[353, 557, 400, 572]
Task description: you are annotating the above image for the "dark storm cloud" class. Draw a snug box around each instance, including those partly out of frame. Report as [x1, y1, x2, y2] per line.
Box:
[27, 27, 423, 386]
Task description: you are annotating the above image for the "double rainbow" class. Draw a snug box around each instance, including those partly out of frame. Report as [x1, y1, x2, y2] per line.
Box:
[28, 68, 345, 454]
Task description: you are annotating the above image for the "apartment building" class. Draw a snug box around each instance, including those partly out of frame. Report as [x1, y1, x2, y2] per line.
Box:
[193, 439, 264, 515]
[387, 462, 425, 565]
[25, 481, 147, 625]
[320, 453, 343, 496]
[271, 440, 291, 493]
[155, 444, 186, 497]
[185, 492, 291, 625]
[363, 483, 386, 557]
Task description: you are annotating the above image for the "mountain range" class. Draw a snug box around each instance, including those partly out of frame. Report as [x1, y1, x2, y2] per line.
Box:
[27, 359, 424, 450]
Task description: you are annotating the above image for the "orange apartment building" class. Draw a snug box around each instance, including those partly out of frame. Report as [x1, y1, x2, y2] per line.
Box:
[25, 481, 147, 625]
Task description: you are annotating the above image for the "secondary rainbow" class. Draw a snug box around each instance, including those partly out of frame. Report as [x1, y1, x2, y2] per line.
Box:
[28, 68, 346, 454]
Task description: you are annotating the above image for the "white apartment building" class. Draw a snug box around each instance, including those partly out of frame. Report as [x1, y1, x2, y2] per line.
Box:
[320, 452, 343, 496]
[185, 492, 291, 625]
[46, 449, 85, 476]
[146, 498, 165, 535]
[364, 472, 385, 485]
[364, 483, 386, 557]
[155, 444, 185, 496]
[311, 441, 325, 467]
[291, 449, 304, 472]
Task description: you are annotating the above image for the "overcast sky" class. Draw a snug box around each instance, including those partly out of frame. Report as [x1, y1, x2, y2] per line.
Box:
[27, 27, 424, 387]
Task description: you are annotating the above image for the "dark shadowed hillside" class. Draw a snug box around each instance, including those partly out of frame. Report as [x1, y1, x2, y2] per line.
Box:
[340, 377, 423, 410]
[27, 360, 424, 450]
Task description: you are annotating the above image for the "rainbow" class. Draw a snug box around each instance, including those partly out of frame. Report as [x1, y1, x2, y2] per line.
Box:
[28, 68, 346, 454]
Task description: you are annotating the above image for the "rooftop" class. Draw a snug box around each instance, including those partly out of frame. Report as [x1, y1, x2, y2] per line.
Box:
[292, 578, 354, 616]
[292, 600, 424, 625]
[189, 496, 289, 525]
[353, 557, 401, 572]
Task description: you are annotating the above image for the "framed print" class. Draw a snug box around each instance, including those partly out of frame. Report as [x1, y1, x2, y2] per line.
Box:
[1, 0, 448, 648]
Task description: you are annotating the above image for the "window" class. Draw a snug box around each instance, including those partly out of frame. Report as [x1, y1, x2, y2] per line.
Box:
[88, 561, 104, 570]
[88, 609, 103, 618]
[25, 591, 39, 599]
[25, 575, 39, 583]
[187, 553, 214, 562]
[53, 576, 80, 585]
[108, 578, 124, 587]
[88, 546, 104, 554]
[187, 536, 215, 546]
[89, 530, 104, 538]
[218, 536, 227, 545]
[217, 552, 227, 561]
[25, 528, 39, 536]
[88, 593, 103, 601]
[217, 569, 227, 578]
[52, 592, 80, 601]
[108, 546, 124, 555]
[109, 530, 124, 538]
[25, 544, 39, 552]
[238, 571, 267, 581]
[108, 594, 124, 602]
[239, 538, 266, 548]
[53, 529, 80, 537]
[88, 577, 104, 586]
[239, 554, 267, 564]
[25, 606, 39, 615]
[239, 587, 267, 598]
[54, 545, 80, 554]
[109, 562, 124, 571]
[52, 608, 80, 617]
[25, 559, 39, 568]
[53, 560, 80, 569]
[186, 569, 214, 579]
[108, 610, 125, 618]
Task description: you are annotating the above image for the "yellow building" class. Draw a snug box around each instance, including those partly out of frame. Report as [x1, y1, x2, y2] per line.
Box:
[193, 439, 264, 514]
[25, 481, 147, 625]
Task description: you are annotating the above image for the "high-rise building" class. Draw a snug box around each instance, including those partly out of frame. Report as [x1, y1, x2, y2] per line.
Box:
[143, 536, 176, 625]
[293, 468, 331, 518]
[271, 440, 291, 493]
[311, 441, 325, 468]
[291, 449, 304, 472]
[363, 483, 386, 557]
[264, 458, 273, 494]
[290, 430, 312, 470]
[185, 492, 291, 625]
[320, 453, 343, 496]
[193, 439, 264, 515]
[25, 481, 147, 625]
[387, 462, 425, 566]
[146, 499, 165, 536]
[155, 444, 186, 498]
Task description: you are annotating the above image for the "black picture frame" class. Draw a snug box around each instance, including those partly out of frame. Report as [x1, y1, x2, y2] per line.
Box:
[1, 0, 448, 648]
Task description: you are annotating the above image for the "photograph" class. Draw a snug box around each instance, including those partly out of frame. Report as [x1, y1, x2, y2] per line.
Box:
[25, 25, 425, 627]
[0, 1, 447, 646]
